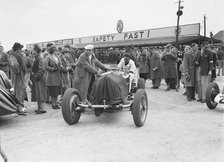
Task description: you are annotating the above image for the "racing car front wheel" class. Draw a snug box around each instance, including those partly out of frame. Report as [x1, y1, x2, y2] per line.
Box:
[206, 82, 219, 109]
[132, 89, 148, 127]
[62, 88, 82, 125]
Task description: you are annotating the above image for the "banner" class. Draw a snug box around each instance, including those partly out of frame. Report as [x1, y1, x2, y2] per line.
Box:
[26, 23, 200, 49]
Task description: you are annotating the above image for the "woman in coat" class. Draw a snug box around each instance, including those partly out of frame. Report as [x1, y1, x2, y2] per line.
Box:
[183, 44, 197, 101]
[45, 46, 62, 109]
[31, 44, 47, 114]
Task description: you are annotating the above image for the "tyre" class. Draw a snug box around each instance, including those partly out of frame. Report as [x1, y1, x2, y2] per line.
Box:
[137, 78, 145, 89]
[132, 89, 148, 127]
[61, 88, 82, 125]
[206, 82, 219, 109]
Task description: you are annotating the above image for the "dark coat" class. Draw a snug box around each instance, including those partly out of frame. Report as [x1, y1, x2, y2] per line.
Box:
[9, 51, 26, 103]
[73, 52, 107, 101]
[60, 54, 71, 89]
[183, 50, 197, 87]
[136, 55, 150, 74]
[161, 53, 178, 79]
[150, 51, 161, 80]
[31, 53, 47, 102]
[45, 54, 62, 87]
[0, 52, 9, 77]
[198, 49, 213, 76]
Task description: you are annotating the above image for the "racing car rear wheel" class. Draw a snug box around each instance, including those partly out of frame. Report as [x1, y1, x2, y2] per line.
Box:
[206, 82, 219, 109]
[62, 88, 81, 125]
[132, 89, 148, 127]
[137, 78, 145, 89]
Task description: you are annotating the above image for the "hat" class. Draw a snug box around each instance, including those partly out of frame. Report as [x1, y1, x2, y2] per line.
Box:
[85, 44, 94, 50]
[164, 43, 172, 48]
[47, 43, 53, 48]
[62, 47, 70, 53]
[124, 52, 131, 58]
[12, 42, 24, 51]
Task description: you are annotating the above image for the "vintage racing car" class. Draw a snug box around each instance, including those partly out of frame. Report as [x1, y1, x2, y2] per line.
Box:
[206, 82, 224, 109]
[0, 70, 26, 116]
[61, 68, 148, 127]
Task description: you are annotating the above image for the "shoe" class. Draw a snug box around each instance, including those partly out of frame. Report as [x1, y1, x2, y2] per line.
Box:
[187, 98, 191, 101]
[35, 110, 46, 114]
[201, 99, 206, 103]
[52, 105, 60, 109]
[191, 98, 196, 100]
[165, 87, 170, 91]
[151, 87, 159, 89]
[176, 88, 179, 92]
[183, 92, 186, 95]
[197, 99, 202, 102]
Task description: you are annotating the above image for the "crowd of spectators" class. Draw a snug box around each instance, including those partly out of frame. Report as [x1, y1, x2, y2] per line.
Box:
[0, 41, 223, 114]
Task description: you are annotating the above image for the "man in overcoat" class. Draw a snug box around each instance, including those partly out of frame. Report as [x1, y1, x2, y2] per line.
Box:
[9, 42, 27, 113]
[150, 49, 161, 89]
[183, 43, 198, 101]
[161, 45, 178, 91]
[73, 44, 108, 103]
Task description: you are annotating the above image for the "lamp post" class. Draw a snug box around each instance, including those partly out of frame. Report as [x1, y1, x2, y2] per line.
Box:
[175, 0, 184, 47]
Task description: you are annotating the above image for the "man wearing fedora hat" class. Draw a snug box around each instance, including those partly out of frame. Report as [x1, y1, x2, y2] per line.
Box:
[9, 42, 27, 113]
[60, 47, 72, 96]
[73, 44, 108, 104]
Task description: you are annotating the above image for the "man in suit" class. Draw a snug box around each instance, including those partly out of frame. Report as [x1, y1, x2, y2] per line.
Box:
[73, 44, 108, 104]
[0, 46, 9, 78]
[197, 41, 213, 103]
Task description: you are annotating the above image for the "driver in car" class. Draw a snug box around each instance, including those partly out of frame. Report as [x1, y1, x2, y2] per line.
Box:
[117, 53, 137, 84]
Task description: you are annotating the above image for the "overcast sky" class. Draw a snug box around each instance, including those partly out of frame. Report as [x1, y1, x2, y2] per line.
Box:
[0, 0, 223, 50]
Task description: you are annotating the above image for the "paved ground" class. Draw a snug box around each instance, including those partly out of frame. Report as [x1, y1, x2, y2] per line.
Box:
[0, 76, 223, 162]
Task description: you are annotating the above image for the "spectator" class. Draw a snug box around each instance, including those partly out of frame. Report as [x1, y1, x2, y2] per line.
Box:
[183, 44, 197, 101]
[9, 42, 27, 113]
[0, 45, 10, 78]
[149, 48, 161, 89]
[45, 46, 62, 109]
[161, 44, 178, 91]
[217, 44, 224, 76]
[60, 47, 72, 97]
[197, 41, 213, 103]
[136, 50, 150, 80]
[31, 44, 47, 114]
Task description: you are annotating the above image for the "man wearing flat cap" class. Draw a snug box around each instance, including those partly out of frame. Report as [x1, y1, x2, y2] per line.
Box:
[9, 42, 27, 113]
[73, 44, 108, 103]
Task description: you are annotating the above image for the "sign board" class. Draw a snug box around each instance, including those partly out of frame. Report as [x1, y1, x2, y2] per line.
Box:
[26, 23, 200, 49]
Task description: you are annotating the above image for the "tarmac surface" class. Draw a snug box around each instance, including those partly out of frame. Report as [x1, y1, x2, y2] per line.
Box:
[0, 75, 223, 162]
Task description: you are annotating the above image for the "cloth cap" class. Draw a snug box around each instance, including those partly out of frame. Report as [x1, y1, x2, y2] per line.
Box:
[164, 43, 172, 48]
[85, 44, 94, 50]
[62, 47, 70, 53]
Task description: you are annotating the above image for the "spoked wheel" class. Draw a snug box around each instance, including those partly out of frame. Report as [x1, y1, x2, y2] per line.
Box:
[62, 88, 82, 125]
[206, 82, 220, 109]
[132, 89, 148, 127]
[137, 78, 145, 89]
